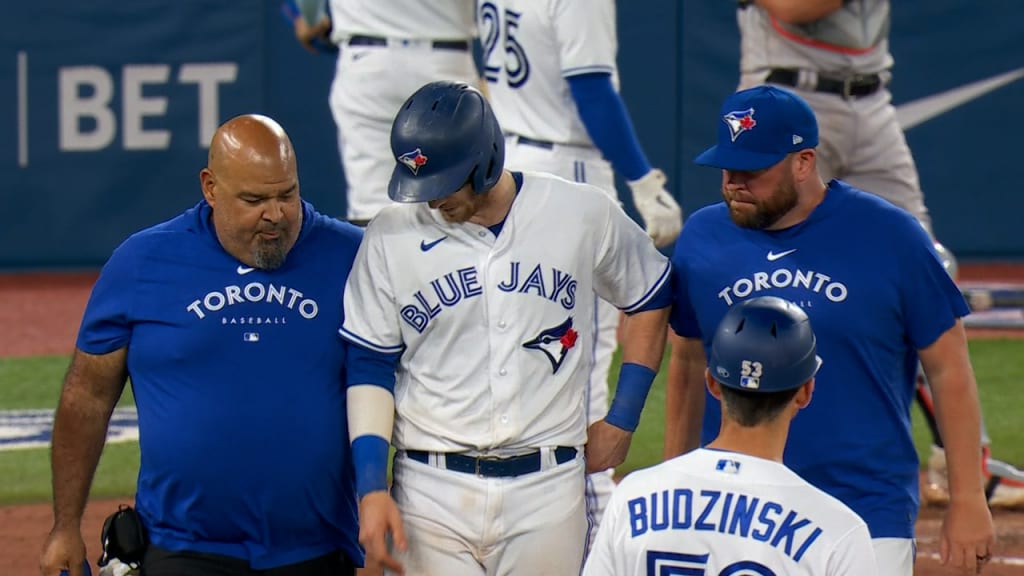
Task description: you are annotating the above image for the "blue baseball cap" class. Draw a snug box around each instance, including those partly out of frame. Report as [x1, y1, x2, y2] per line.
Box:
[695, 85, 819, 171]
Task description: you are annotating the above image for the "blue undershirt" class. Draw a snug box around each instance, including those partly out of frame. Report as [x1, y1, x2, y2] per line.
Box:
[566, 72, 651, 181]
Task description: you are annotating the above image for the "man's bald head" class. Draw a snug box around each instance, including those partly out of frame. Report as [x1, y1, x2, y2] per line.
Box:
[200, 115, 303, 269]
[208, 114, 296, 181]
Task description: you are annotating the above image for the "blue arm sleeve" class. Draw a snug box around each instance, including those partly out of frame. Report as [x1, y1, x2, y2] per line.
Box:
[567, 72, 652, 181]
[605, 363, 656, 432]
[347, 343, 401, 392]
[347, 344, 401, 496]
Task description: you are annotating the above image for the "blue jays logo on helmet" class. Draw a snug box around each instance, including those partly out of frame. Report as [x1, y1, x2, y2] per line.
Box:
[522, 316, 578, 374]
[398, 148, 429, 175]
[723, 108, 757, 142]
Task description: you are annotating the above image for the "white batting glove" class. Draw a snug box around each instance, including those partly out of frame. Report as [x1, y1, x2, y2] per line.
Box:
[627, 169, 683, 248]
[98, 558, 138, 576]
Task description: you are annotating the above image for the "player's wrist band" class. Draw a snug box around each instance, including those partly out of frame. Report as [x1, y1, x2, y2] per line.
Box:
[352, 435, 389, 497]
[605, 362, 656, 432]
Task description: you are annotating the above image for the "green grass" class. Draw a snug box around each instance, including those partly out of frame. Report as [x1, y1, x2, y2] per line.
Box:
[1, 339, 1021, 505]
[612, 338, 1024, 476]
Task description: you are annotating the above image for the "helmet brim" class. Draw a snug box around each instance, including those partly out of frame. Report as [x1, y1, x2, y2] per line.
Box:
[387, 159, 473, 204]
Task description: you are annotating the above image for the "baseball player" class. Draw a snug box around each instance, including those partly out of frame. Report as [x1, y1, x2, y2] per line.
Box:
[585, 296, 878, 576]
[664, 85, 994, 575]
[40, 115, 364, 575]
[476, 0, 683, 540]
[339, 81, 672, 575]
[292, 0, 479, 225]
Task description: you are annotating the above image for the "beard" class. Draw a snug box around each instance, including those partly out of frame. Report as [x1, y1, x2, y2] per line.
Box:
[252, 226, 290, 270]
[725, 181, 799, 230]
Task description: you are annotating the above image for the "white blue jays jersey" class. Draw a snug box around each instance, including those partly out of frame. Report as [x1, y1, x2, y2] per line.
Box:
[583, 449, 877, 575]
[329, 0, 475, 42]
[478, 0, 619, 146]
[739, 0, 894, 74]
[670, 180, 969, 538]
[340, 172, 669, 452]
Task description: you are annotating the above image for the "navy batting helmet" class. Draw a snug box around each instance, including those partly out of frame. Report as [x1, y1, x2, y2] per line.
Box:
[709, 296, 821, 392]
[388, 81, 505, 203]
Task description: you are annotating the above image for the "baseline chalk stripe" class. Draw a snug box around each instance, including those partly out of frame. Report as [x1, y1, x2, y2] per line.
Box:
[920, 551, 1024, 567]
[0, 408, 138, 451]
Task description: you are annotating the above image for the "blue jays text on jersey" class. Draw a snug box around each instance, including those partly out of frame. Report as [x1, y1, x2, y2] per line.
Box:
[627, 488, 823, 564]
[400, 261, 577, 333]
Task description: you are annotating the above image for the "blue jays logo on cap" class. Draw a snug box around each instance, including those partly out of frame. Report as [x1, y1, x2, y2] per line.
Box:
[398, 148, 429, 175]
[694, 85, 819, 171]
[723, 108, 757, 142]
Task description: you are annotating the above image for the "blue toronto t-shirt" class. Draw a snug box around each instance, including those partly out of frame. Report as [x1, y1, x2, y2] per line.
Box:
[670, 180, 969, 539]
[77, 200, 363, 568]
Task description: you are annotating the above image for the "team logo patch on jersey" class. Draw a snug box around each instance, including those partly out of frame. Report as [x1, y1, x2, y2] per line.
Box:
[723, 108, 757, 142]
[398, 148, 429, 175]
[522, 316, 578, 374]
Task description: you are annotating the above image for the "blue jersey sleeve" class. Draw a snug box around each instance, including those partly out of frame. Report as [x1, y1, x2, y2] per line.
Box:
[627, 269, 674, 314]
[567, 73, 652, 181]
[76, 242, 138, 354]
[897, 220, 971, 349]
[669, 231, 702, 338]
[346, 342, 401, 392]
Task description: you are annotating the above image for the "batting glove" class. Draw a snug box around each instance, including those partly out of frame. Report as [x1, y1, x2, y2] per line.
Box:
[627, 169, 683, 248]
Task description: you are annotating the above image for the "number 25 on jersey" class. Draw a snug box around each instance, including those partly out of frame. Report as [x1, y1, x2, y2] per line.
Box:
[480, 2, 531, 88]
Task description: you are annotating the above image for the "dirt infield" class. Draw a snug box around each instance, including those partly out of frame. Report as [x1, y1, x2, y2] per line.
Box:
[2, 267, 1023, 575]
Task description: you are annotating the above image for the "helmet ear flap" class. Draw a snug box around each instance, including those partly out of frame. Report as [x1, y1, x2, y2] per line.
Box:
[473, 112, 506, 193]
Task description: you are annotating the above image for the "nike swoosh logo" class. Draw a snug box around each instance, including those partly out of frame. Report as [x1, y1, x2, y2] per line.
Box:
[896, 67, 1024, 131]
[420, 237, 447, 252]
[237, 265, 256, 275]
[767, 249, 797, 261]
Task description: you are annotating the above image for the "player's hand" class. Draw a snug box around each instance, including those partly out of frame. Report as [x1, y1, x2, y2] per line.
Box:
[39, 525, 87, 576]
[627, 169, 683, 248]
[358, 491, 407, 575]
[585, 419, 634, 473]
[939, 492, 994, 573]
[293, 16, 332, 54]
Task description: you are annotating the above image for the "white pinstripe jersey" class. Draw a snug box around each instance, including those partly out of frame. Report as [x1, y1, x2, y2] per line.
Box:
[340, 172, 669, 453]
[478, 0, 619, 146]
[329, 0, 475, 42]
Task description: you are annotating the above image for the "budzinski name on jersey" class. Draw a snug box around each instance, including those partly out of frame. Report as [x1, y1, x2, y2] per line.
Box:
[186, 282, 319, 320]
[401, 262, 577, 333]
[718, 267, 848, 306]
[629, 489, 823, 563]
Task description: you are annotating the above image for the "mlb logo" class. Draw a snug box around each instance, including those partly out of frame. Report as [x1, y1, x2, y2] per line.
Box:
[739, 376, 760, 389]
[243, 332, 260, 342]
[716, 459, 741, 474]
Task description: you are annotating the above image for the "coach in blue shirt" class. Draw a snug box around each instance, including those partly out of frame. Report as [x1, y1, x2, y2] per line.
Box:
[40, 115, 363, 576]
[665, 85, 993, 575]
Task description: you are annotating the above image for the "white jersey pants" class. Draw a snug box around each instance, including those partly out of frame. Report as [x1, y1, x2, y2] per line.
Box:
[388, 449, 587, 575]
[329, 40, 477, 221]
[874, 537, 915, 575]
